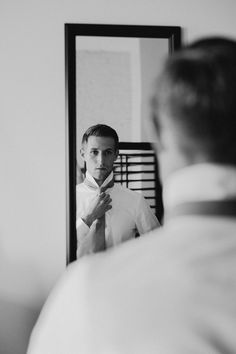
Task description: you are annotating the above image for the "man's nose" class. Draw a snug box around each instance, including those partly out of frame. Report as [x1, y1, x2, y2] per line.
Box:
[97, 152, 105, 165]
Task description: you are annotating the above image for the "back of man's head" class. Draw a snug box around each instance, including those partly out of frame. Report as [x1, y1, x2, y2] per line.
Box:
[152, 37, 236, 167]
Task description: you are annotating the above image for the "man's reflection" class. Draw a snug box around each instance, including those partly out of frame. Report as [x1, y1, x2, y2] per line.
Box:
[76, 124, 160, 257]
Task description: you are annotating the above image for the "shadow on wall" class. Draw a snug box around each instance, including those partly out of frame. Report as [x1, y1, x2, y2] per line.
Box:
[0, 244, 45, 354]
[0, 298, 39, 354]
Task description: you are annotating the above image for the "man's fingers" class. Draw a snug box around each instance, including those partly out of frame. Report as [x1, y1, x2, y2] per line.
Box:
[100, 193, 111, 203]
[99, 192, 106, 198]
[104, 204, 112, 212]
[99, 192, 110, 199]
[105, 196, 112, 204]
[99, 195, 112, 212]
[100, 198, 112, 207]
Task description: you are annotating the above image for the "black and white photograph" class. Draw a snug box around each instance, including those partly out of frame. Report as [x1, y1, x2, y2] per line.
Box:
[1, 1, 236, 354]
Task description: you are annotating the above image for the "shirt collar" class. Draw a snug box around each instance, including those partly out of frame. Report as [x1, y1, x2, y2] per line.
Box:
[163, 163, 236, 212]
[85, 171, 114, 189]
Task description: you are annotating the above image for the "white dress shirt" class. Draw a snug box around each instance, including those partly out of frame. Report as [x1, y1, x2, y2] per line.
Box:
[76, 171, 159, 257]
[27, 163, 236, 354]
[163, 162, 236, 210]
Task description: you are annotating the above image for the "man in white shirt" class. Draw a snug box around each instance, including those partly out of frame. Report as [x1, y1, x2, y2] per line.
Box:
[76, 124, 159, 257]
[27, 37, 236, 354]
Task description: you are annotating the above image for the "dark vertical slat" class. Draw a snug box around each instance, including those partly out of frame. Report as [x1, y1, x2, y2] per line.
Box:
[126, 155, 129, 188]
[65, 25, 77, 264]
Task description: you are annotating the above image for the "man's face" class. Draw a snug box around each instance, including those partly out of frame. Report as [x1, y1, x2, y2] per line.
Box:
[81, 136, 118, 185]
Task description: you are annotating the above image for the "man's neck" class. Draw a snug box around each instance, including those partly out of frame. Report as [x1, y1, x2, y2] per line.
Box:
[163, 163, 236, 211]
[86, 171, 113, 188]
[94, 178, 104, 187]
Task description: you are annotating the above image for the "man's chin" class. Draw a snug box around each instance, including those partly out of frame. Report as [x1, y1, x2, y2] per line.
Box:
[93, 170, 109, 182]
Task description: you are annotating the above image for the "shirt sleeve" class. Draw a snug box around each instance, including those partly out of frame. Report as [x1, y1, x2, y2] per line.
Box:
[135, 195, 160, 236]
[76, 218, 94, 258]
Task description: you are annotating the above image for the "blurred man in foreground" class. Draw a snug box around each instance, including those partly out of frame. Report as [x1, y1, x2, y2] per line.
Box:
[28, 37, 236, 353]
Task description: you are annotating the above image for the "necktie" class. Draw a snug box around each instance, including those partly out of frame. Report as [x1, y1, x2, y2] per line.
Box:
[83, 178, 114, 252]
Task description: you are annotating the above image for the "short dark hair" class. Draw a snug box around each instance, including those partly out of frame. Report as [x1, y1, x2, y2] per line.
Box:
[153, 37, 236, 165]
[82, 124, 119, 150]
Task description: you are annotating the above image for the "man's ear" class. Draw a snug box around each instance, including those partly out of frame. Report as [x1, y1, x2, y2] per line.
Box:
[115, 149, 119, 160]
[80, 147, 85, 160]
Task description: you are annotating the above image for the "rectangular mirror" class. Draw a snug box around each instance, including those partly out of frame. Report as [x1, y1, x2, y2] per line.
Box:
[65, 23, 181, 263]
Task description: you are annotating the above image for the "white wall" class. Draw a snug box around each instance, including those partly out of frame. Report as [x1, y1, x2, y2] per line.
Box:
[1, 0, 236, 353]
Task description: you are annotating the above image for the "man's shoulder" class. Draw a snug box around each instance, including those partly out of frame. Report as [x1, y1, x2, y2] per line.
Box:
[50, 227, 187, 353]
[76, 182, 84, 190]
[76, 181, 86, 189]
[73, 226, 186, 324]
[77, 227, 167, 285]
[76, 182, 91, 195]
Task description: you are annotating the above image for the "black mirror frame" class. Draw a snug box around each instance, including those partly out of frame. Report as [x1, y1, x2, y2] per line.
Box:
[65, 23, 181, 264]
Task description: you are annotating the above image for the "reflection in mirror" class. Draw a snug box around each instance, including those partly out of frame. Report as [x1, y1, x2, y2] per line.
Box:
[76, 36, 168, 154]
[65, 24, 181, 263]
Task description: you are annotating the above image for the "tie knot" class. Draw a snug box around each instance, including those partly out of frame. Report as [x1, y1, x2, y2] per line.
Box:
[100, 179, 114, 193]
[84, 178, 114, 192]
[99, 186, 106, 193]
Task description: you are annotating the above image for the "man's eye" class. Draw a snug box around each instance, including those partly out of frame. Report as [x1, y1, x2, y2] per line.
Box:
[90, 150, 98, 156]
[105, 150, 113, 155]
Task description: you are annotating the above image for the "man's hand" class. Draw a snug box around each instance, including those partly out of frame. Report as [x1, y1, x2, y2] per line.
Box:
[81, 192, 112, 227]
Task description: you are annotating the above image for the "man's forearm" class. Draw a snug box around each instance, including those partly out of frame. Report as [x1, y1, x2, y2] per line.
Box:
[81, 214, 95, 228]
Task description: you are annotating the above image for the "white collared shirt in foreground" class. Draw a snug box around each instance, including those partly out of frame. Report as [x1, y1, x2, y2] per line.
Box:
[163, 162, 236, 210]
[28, 163, 236, 354]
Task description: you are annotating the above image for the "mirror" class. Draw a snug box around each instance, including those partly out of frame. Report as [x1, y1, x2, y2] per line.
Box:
[65, 24, 181, 263]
